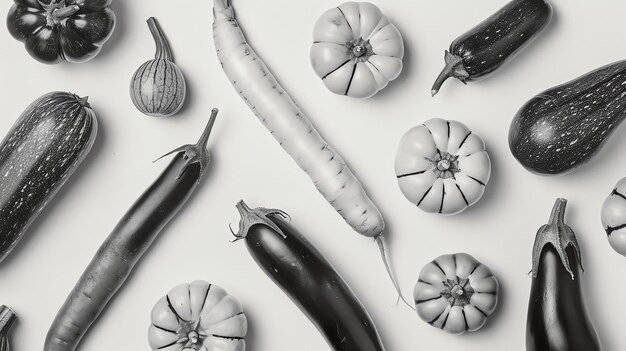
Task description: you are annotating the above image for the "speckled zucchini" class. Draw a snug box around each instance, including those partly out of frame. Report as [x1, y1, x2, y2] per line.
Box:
[0, 92, 97, 263]
[431, 0, 553, 96]
[509, 59, 626, 175]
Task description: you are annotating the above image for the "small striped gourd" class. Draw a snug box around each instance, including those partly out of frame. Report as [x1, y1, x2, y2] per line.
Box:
[130, 17, 186, 117]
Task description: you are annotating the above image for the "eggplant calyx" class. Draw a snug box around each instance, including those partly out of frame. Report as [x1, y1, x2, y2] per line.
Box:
[154, 109, 218, 179]
[531, 198, 583, 280]
[431, 51, 469, 96]
[0, 306, 17, 334]
[231, 200, 291, 241]
[71, 94, 90, 108]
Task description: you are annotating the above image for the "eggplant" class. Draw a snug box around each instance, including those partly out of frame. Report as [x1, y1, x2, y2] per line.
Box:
[0, 92, 97, 263]
[510, 60, 626, 175]
[232, 200, 385, 351]
[526, 199, 601, 351]
[431, 0, 553, 96]
[46, 110, 218, 351]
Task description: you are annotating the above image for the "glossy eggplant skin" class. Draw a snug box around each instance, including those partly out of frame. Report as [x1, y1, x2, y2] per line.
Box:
[526, 199, 601, 351]
[0, 92, 97, 264]
[527, 246, 601, 351]
[510, 60, 626, 175]
[45, 112, 217, 351]
[431, 0, 552, 95]
[234, 202, 385, 351]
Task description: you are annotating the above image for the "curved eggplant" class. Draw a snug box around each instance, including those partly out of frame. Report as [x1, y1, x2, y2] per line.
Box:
[232, 201, 385, 351]
[431, 0, 552, 96]
[0, 92, 97, 263]
[510, 60, 626, 175]
[526, 199, 601, 351]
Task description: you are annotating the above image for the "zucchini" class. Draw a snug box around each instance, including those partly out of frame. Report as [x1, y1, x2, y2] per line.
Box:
[0, 92, 97, 263]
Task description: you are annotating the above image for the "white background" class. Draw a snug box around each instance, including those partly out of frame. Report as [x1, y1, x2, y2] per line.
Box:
[0, 0, 625, 350]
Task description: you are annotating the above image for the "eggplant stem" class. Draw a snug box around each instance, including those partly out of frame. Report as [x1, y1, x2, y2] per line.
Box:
[154, 109, 219, 179]
[232, 200, 289, 241]
[375, 235, 415, 310]
[147, 17, 174, 61]
[431, 51, 469, 96]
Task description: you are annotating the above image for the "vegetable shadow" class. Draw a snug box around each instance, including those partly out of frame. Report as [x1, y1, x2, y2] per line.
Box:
[173, 66, 195, 117]
[92, 0, 127, 62]
[0, 107, 107, 271]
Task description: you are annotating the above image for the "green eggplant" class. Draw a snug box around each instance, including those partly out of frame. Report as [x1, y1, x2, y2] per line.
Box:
[509, 59, 626, 175]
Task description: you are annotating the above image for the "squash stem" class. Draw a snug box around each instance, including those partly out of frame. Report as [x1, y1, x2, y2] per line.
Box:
[147, 17, 174, 62]
[51, 4, 80, 21]
[0, 306, 16, 332]
[375, 235, 415, 310]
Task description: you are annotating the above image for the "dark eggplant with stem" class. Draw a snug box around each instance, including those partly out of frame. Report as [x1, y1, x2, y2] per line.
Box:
[46, 110, 219, 351]
[431, 0, 553, 96]
[510, 59, 626, 175]
[232, 200, 386, 351]
[526, 198, 601, 351]
[0, 92, 97, 264]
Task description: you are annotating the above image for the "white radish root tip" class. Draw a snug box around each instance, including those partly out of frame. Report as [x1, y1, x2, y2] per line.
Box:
[375, 235, 415, 311]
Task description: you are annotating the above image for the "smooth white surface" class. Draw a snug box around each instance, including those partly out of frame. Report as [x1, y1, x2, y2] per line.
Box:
[0, 1, 624, 350]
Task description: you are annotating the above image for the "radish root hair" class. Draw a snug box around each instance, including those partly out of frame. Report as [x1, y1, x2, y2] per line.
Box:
[375, 235, 415, 311]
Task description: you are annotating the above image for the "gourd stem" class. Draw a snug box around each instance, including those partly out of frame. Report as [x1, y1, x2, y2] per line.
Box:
[147, 17, 174, 61]
[0, 306, 16, 332]
[52, 5, 80, 20]
[375, 235, 415, 311]
[547, 198, 567, 226]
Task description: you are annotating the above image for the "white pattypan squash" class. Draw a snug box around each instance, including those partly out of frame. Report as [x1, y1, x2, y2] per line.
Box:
[148, 281, 247, 351]
[311, 2, 404, 99]
[414, 253, 499, 335]
[395, 118, 491, 215]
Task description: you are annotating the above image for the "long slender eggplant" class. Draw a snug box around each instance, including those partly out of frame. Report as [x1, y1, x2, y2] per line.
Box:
[526, 199, 601, 351]
[0, 92, 97, 263]
[45, 110, 219, 351]
[232, 200, 385, 351]
[431, 0, 552, 96]
[510, 60, 626, 175]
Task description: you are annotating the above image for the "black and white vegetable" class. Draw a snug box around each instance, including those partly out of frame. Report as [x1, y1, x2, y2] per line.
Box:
[395, 118, 490, 215]
[414, 253, 499, 334]
[232, 200, 385, 351]
[310, 1, 404, 99]
[510, 59, 626, 175]
[0, 92, 97, 264]
[601, 178, 626, 257]
[46, 111, 218, 351]
[527, 199, 602, 351]
[431, 0, 553, 96]
[0, 306, 17, 351]
[130, 17, 186, 117]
